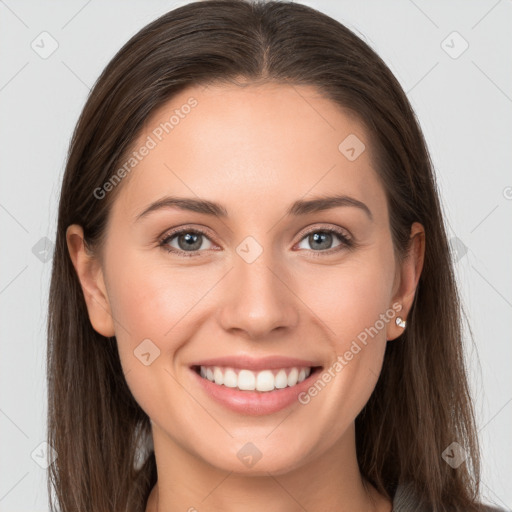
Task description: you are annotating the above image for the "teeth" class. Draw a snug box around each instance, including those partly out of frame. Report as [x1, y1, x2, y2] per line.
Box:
[223, 368, 237, 388]
[213, 367, 224, 385]
[288, 367, 298, 386]
[198, 365, 313, 392]
[275, 369, 288, 389]
[238, 369, 255, 390]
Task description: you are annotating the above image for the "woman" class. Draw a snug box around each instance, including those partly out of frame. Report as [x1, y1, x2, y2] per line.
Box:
[47, 1, 505, 511]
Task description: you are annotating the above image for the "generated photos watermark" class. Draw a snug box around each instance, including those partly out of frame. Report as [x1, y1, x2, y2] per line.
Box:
[297, 301, 403, 405]
[93, 96, 198, 200]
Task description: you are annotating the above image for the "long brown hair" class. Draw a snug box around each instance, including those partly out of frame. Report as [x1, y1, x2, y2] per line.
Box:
[47, 1, 483, 511]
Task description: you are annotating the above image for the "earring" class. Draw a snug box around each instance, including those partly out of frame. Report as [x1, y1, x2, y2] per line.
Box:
[395, 316, 406, 329]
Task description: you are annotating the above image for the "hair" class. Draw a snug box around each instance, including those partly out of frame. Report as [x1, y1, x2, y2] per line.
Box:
[47, 1, 484, 511]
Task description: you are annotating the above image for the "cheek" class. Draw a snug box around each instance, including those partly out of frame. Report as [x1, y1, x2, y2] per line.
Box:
[105, 247, 209, 347]
[291, 245, 395, 423]
[294, 246, 396, 353]
[104, 255, 201, 423]
[102, 249, 183, 379]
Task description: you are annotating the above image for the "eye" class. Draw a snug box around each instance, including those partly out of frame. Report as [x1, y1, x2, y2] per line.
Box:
[295, 226, 353, 254]
[158, 225, 353, 258]
[159, 228, 215, 257]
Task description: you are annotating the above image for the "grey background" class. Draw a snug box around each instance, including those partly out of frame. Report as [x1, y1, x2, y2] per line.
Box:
[0, 0, 511, 510]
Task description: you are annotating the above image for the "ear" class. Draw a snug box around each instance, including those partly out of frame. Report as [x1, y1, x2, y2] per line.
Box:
[66, 224, 115, 337]
[387, 222, 425, 341]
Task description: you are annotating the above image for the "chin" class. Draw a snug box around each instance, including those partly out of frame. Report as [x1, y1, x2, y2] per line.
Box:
[198, 439, 313, 476]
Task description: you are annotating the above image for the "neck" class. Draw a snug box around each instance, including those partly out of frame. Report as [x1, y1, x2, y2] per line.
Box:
[145, 422, 391, 512]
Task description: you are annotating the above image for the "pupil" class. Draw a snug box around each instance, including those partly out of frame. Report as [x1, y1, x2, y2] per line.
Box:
[311, 232, 331, 250]
[179, 233, 201, 251]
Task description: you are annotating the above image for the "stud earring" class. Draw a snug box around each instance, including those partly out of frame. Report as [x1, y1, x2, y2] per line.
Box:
[395, 316, 406, 329]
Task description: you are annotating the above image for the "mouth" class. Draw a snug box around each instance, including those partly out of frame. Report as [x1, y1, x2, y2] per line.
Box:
[191, 364, 323, 393]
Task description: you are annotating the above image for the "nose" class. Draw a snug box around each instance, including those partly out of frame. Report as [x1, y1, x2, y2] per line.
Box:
[217, 248, 300, 340]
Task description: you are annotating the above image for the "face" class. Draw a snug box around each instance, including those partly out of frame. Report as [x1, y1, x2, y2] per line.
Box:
[69, 82, 421, 476]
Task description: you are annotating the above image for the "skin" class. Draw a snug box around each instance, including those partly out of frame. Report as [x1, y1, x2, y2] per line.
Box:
[67, 82, 424, 512]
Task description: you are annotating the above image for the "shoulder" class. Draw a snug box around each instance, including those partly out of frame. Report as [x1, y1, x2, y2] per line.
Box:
[392, 481, 508, 512]
[392, 481, 429, 512]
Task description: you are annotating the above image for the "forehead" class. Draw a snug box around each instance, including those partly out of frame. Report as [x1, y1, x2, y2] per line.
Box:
[111, 82, 386, 224]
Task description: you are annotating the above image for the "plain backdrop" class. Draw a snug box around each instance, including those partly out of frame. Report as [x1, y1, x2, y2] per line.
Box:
[0, 0, 511, 510]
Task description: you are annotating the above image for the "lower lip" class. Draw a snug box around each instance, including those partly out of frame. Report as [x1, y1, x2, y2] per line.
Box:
[190, 366, 322, 416]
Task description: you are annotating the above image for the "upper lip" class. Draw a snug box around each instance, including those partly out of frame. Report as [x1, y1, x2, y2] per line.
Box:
[190, 355, 322, 371]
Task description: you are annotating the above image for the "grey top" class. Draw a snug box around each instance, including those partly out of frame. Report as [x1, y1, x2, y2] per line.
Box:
[393, 481, 506, 511]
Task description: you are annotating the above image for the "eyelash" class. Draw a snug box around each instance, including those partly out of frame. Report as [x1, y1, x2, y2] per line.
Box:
[158, 225, 354, 258]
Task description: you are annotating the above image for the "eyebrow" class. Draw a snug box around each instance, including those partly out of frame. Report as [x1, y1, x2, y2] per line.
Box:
[135, 194, 373, 222]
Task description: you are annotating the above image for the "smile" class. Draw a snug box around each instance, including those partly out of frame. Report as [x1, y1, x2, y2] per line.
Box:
[195, 365, 313, 392]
